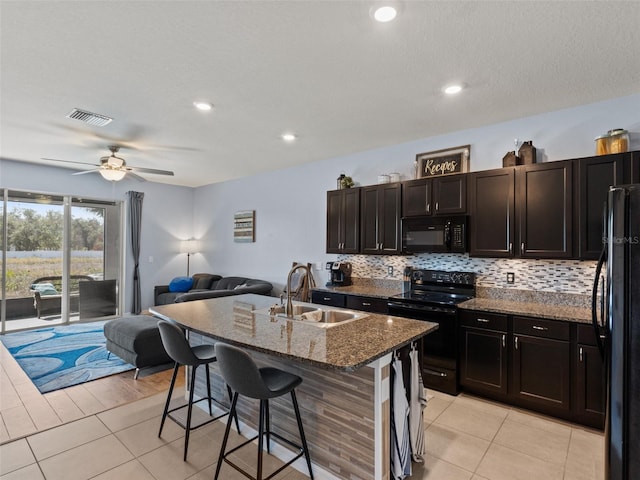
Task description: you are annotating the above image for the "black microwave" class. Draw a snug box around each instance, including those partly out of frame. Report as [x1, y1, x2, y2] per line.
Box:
[401, 216, 468, 253]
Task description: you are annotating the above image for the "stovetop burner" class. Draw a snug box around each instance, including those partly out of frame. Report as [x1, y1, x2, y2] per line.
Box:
[389, 268, 476, 307]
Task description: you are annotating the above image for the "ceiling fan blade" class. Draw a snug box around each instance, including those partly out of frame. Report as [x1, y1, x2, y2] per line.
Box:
[126, 172, 147, 182]
[127, 166, 175, 176]
[41, 157, 100, 167]
[71, 170, 99, 176]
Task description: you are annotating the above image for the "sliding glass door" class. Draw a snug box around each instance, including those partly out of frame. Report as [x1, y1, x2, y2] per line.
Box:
[0, 190, 123, 333]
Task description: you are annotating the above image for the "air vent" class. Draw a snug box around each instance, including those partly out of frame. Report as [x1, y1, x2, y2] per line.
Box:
[66, 108, 113, 127]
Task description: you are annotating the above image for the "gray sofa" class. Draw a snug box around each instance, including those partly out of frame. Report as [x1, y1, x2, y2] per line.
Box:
[154, 273, 273, 305]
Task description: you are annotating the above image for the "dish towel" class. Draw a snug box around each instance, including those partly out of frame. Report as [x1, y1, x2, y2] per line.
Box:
[409, 347, 427, 462]
[391, 357, 412, 479]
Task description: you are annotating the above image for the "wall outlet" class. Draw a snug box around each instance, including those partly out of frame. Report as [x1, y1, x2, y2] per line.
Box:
[387, 265, 394, 276]
[314, 262, 322, 270]
[507, 272, 515, 284]
[325, 262, 333, 270]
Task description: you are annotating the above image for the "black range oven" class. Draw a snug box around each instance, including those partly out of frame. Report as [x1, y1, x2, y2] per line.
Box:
[388, 268, 475, 395]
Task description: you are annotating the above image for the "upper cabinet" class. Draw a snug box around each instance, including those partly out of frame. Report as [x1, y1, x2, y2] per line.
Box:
[468, 168, 515, 257]
[360, 183, 401, 254]
[326, 189, 360, 254]
[517, 160, 573, 258]
[576, 152, 640, 259]
[469, 160, 573, 258]
[402, 174, 466, 217]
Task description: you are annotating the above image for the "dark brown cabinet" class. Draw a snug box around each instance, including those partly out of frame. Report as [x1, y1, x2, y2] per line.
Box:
[326, 189, 360, 254]
[576, 152, 640, 259]
[468, 168, 515, 257]
[516, 160, 574, 258]
[511, 316, 571, 414]
[459, 311, 508, 398]
[575, 325, 605, 428]
[310, 290, 346, 308]
[402, 174, 466, 217]
[360, 184, 401, 254]
[345, 295, 388, 314]
[469, 161, 573, 259]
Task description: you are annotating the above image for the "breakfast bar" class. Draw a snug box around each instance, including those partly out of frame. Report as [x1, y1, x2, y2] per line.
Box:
[150, 293, 437, 480]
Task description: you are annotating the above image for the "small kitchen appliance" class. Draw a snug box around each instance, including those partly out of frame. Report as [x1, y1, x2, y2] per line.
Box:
[388, 268, 476, 395]
[325, 261, 352, 287]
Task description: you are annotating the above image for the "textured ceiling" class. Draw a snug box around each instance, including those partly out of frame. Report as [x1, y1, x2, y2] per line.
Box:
[1, 1, 639, 187]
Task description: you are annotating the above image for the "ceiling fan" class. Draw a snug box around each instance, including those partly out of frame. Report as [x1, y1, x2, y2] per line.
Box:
[42, 145, 174, 182]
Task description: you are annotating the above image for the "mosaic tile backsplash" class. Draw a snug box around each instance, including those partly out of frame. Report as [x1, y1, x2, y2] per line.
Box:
[337, 253, 597, 296]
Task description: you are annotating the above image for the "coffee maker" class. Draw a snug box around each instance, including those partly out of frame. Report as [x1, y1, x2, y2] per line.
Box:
[326, 261, 352, 287]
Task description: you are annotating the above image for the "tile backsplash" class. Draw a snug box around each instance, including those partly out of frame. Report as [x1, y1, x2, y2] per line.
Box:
[337, 253, 597, 295]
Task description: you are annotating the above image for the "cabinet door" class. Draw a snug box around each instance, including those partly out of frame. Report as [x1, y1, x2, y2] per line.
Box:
[460, 326, 508, 397]
[469, 168, 515, 257]
[517, 161, 573, 258]
[326, 190, 343, 253]
[512, 334, 571, 413]
[342, 188, 360, 253]
[402, 178, 432, 216]
[433, 174, 467, 215]
[575, 343, 605, 428]
[360, 184, 401, 254]
[577, 154, 625, 259]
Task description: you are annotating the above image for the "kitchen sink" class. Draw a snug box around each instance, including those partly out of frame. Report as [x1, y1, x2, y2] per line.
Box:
[253, 304, 367, 326]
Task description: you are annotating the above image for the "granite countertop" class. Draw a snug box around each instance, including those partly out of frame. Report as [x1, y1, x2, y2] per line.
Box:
[312, 284, 401, 299]
[458, 298, 592, 324]
[149, 293, 436, 371]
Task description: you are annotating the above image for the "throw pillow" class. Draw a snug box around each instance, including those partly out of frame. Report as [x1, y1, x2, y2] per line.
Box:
[31, 283, 59, 296]
[169, 276, 194, 292]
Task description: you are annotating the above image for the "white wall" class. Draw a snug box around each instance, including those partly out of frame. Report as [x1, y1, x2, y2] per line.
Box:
[194, 93, 640, 294]
[0, 160, 194, 310]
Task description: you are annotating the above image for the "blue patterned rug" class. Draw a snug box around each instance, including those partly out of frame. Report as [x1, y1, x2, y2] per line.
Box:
[0, 321, 133, 394]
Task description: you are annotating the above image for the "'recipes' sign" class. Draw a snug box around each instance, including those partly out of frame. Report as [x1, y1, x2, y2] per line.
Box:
[415, 145, 470, 178]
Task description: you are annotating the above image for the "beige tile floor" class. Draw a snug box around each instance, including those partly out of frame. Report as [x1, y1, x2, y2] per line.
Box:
[0, 386, 604, 480]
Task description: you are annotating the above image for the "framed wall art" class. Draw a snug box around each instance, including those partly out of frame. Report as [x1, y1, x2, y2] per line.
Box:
[233, 210, 255, 243]
[415, 145, 470, 178]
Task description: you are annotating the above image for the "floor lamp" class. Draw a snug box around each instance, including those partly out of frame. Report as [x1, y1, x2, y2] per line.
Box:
[180, 239, 198, 276]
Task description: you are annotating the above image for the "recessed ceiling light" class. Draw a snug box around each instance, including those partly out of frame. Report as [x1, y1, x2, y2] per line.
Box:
[444, 84, 464, 95]
[281, 133, 297, 142]
[373, 5, 397, 22]
[193, 101, 213, 111]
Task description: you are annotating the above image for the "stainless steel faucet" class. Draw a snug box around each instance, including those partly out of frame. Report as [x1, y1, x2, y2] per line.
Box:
[286, 264, 310, 317]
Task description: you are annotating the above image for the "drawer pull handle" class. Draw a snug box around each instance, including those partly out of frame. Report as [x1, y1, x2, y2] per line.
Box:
[423, 368, 447, 378]
[362, 302, 371, 306]
[435, 202, 439, 212]
[477, 318, 490, 323]
[532, 325, 548, 331]
[323, 297, 331, 301]
[521, 242, 526, 253]
[515, 336, 519, 350]
[509, 242, 513, 255]
[502, 334, 506, 348]
[579, 346, 583, 362]
[426, 202, 431, 214]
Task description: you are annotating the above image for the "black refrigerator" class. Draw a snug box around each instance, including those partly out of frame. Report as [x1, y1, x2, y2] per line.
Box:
[593, 184, 640, 480]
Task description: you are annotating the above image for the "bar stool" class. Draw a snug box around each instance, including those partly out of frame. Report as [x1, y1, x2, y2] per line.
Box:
[157, 321, 240, 461]
[214, 343, 313, 480]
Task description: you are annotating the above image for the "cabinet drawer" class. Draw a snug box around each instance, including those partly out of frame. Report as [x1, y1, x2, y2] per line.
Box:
[311, 291, 346, 308]
[513, 316, 570, 341]
[577, 324, 599, 346]
[459, 310, 508, 331]
[346, 295, 388, 314]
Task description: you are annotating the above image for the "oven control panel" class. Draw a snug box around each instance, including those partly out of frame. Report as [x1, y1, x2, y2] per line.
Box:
[411, 269, 475, 286]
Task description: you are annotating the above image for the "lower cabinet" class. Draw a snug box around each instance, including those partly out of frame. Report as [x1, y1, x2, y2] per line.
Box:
[311, 290, 388, 314]
[459, 310, 604, 428]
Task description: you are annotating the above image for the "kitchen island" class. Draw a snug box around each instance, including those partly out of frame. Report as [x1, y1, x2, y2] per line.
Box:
[150, 293, 437, 480]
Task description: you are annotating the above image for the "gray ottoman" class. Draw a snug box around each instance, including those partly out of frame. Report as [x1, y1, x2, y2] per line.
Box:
[104, 315, 172, 379]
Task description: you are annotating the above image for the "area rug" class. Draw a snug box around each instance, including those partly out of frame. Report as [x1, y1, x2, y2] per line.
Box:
[0, 321, 133, 394]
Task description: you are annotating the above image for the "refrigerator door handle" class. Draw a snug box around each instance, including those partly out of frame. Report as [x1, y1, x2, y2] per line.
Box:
[592, 245, 607, 359]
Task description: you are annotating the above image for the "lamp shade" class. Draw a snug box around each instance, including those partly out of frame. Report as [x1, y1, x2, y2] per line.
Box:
[180, 239, 199, 254]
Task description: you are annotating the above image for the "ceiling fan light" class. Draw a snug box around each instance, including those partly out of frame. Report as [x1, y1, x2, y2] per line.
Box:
[99, 168, 126, 181]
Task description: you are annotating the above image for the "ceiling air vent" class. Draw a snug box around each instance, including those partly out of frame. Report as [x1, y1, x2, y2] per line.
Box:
[66, 108, 113, 127]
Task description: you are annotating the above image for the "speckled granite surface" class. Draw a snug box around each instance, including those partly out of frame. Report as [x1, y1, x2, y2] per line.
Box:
[150, 293, 436, 371]
[460, 287, 592, 323]
[312, 277, 402, 299]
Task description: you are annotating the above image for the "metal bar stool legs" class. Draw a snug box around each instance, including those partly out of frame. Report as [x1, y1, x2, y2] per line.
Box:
[213, 343, 314, 480]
